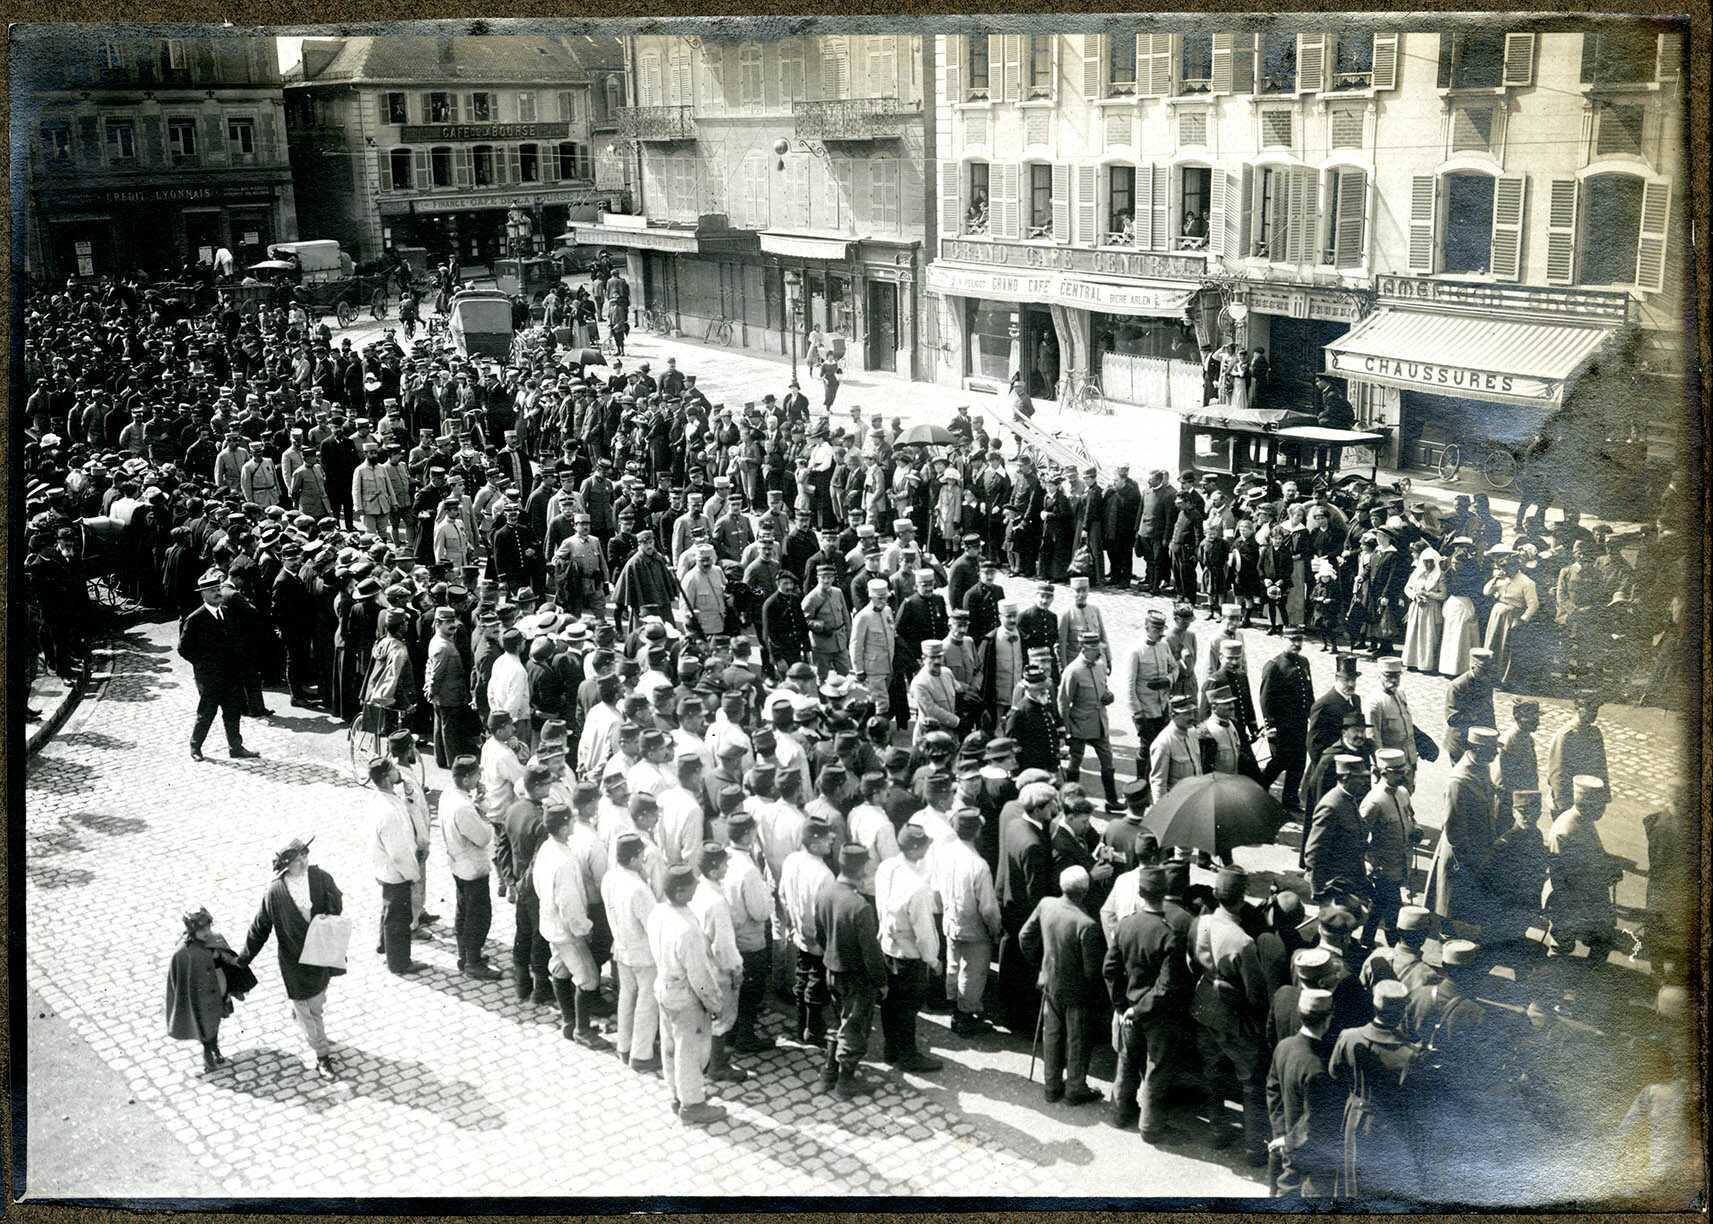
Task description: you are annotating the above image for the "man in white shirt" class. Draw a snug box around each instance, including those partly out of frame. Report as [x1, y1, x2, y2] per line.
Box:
[386, 730, 437, 931]
[533, 802, 612, 1050]
[722, 812, 776, 1053]
[647, 864, 728, 1126]
[779, 817, 837, 1048]
[627, 727, 673, 802]
[875, 823, 945, 1072]
[577, 672, 624, 779]
[595, 772, 634, 854]
[439, 754, 501, 980]
[846, 771, 901, 899]
[757, 769, 808, 881]
[691, 844, 750, 1084]
[487, 627, 534, 750]
[656, 748, 709, 871]
[909, 641, 961, 744]
[932, 807, 1003, 1036]
[369, 757, 424, 976]
[601, 831, 660, 1071]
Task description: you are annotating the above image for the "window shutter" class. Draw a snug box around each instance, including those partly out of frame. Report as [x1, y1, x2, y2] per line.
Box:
[1405, 174, 1437, 272]
[1135, 162, 1155, 249]
[1003, 35, 1022, 102]
[1488, 174, 1525, 281]
[1656, 32, 1683, 82]
[508, 146, 524, 184]
[1139, 34, 1172, 97]
[873, 37, 898, 100]
[418, 93, 432, 123]
[1544, 177, 1578, 285]
[1634, 179, 1671, 292]
[1333, 168, 1366, 268]
[200, 113, 224, 164]
[802, 41, 821, 102]
[1579, 34, 1597, 85]
[988, 35, 1003, 99]
[1208, 168, 1227, 256]
[1226, 166, 1251, 258]
[1371, 33, 1399, 90]
[939, 159, 963, 239]
[1051, 163, 1071, 242]
[141, 115, 164, 165]
[1502, 33, 1536, 86]
[1231, 33, 1255, 94]
[454, 146, 473, 188]
[1296, 33, 1325, 93]
[1081, 34, 1101, 97]
[1284, 166, 1307, 262]
[1211, 33, 1233, 94]
[944, 35, 962, 104]
[1150, 163, 1169, 251]
[376, 147, 392, 191]
[1438, 35, 1455, 89]
[260, 110, 280, 165]
[993, 162, 1014, 239]
[1075, 164, 1097, 245]
[414, 149, 431, 187]
[764, 46, 782, 111]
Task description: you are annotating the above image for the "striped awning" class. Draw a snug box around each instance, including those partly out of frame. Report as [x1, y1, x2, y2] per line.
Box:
[1323, 308, 1614, 407]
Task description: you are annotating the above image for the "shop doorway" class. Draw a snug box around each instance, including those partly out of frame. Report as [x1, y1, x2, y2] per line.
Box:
[229, 207, 273, 268]
[866, 281, 898, 372]
[1022, 305, 1059, 398]
[184, 211, 222, 266]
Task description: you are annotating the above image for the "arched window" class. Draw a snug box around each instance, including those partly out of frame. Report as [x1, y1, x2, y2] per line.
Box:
[1581, 173, 1646, 285]
[472, 143, 495, 187]
[430, 146, 452, 188]
[388, 146, 412, 190]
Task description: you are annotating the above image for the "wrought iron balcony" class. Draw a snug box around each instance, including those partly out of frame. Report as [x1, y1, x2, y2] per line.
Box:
[1328, 69, 1374, 91]
[791, 95, 918, 141]
[615, 105, 695, 142]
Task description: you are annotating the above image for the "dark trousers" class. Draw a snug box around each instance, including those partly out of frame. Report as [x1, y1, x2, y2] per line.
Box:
[737, 947, 770, 1038]
[191, 682, 245, 752]
[1172, 547, 1199, 605]
[379, 880, 414, 971]
[512, 892, 551, 995]
[1106, 537, 1133, 585]
[1361, 876, 1406, 947]
[453, 874, 493, 966]
[1197, 1026, 1269, 1157]
[1134, 714, 1167, 772]
[1067, 736, 1118, 806]
[880, 956, 927, 1061]
[1259, 736, 1308, 812]
[997, 931, 1040, 1034]
[1114, 1014, 1172, 1134]
[1042, 995, 1091, 1094]
[432, 704, 476, 768]
[824, 971, 876, 1077]
[793, 947, 829, 1011]
[282, 632, 315, 700]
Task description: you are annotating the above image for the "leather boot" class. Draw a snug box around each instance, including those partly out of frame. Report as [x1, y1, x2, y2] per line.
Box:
[571, 986, 613, 1050]
[807, 1005, 828, 1050]
[552, 977, 579, 1039]
[819, 1036, 840, 1091]
[794, 1004, 811, 1045]
[707, 1033, 750, 1083]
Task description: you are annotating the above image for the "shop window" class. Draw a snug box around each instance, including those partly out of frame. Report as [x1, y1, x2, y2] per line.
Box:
[519, 143, 539, 183]
[428, 92, 453, 123]
[967, 35, 992, 101]
[1329, 33, 1374, 91]
[967, 299, 1016, 381]
[385, 92, 408, 124]
[1258, 32, 1296, 93]
[1581, 174, 1645, 285]
[1107, 166, 1135, 243]
[517, 92, 536, 122]
[1439, 31, 1505, 89]
[1027, 163, 1054, 238]
[1180, 33, 1213, 94]
[105, 118, 136, 162]
[471, 93, 494, 122]
[40, 121, 72, 163]
[1443, 172, 1495, 274]
[1581, 30, 1658, 86]
[430, 146, 453, 188]
[1177, 166, 1211, 250]
[1108, 34, 1137, 96]
[1025, 34, 1053, 99]
[966, 162, 990, 234]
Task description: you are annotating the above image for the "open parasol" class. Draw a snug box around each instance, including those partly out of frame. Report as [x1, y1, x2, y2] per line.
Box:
[896, 422, 956, 447]
[1141, 773, 1282, 859]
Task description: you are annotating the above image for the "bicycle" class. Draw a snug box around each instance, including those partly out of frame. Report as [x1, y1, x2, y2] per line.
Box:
[642, 306, 675, 335]
[704, 315, 735, 346]
[1435, 442, 1518, 490]
[347, 703, 426, 789]
[1058, 368, 1111, 415]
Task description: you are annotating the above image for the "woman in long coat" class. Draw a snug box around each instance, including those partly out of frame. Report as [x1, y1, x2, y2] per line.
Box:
[1482, 550, 1539, 687]
[1438, 540, 1484, 676]
[1283, 505, 1312, 627]
[1401, 548, 1446, 672]
[165, 907, 255, 1072]
[1038, 474, 1076, 582]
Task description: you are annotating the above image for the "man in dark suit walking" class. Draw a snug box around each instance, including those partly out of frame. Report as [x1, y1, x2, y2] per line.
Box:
[1300, 654, 1361, 811]
[178, 568, 260, 762]
[1258, 628, 1315, 815]
[1104, 865, 1189, 1141]
[1020, 865, 1107, 1104]
[997, 779, 1059, 1035]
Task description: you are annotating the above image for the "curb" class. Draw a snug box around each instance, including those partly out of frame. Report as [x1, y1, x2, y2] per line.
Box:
[24, 642, 109, 756]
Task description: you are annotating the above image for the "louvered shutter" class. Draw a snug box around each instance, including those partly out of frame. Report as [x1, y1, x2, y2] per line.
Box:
[1207, 168, 1227, 256]
[454, 146, 473, 188]
[802, 41, 821, 102]
[1544, 177, 1578, 285]
[1051, 163, 1070, 242]
[1488, 175, 1525, 281]
[1634, 180, 1670, 292]
[1333, 168, 1366, 268]
[939, 159, 963, 239]
[1231, 33, 1255, 93]
[418, 93, 432, 123]
[1437, 36, 1455, 89]
[1081, 34, 1101, 97]
[376, 147, 392, 191]
[1003, 35, 1022, 102]
[1579, 35, 1597, 85]
[1656, 32, 1683, 81]
[875, 36, 899, 98]
[764, 47, 781, 111]
[1404, 174, 1437, 272]
[1075, 165, 1097, 245]
[900, 157, 924, 231]
[1296, 33, 1325, 93]
[995, 162, 1019, 240]
[1134, 162, 1155, 249]
[1303, 171, 1321, 264]
[1139, 34, 1172, 97]
[507, 146, 523, 184]
[1502, 33, 1536, 86]
[141, 115, 163, 165]
[987, 35, 1003, 99]
[1284, 166, 1308, 262]
[414, 149, 431, 188]
[944, 35, 962, 104]
[1150, 164, 1169, 251]
[1225, 166, 1251, 258]
[1371, 33, 1399, 90]
[1211, 33, 1234, 93]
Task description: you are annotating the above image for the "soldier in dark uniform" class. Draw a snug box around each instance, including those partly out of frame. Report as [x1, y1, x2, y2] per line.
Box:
[1258, 628, 1315, 816]
[1265, 986, 1343, 1198]
[1300, 654, 1361, 811]
[1016, 579, 1061, 689]
[1004, 666, 1064, 777]
[270, 540, 317, 707]
[1303, 755, 1371, 901]
[1104, 865, 1189, 1142]
[1443, 647, 1497, 764]
[178, 568, 261, 762]
[945, 533, 985, 613]
[1327, 980, 1421, 1200]
[1300, 713, 1374, 861]
[760, 569, 811, 674]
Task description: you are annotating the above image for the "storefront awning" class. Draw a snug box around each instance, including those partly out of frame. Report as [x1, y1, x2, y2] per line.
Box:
[926, 262, 1201, 317]
[1323, 308, 1614, 407]
[759, 231, 865, 261]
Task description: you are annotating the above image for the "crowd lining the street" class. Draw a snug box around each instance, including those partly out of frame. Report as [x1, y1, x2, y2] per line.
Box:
[18, 264, 1696, 1201]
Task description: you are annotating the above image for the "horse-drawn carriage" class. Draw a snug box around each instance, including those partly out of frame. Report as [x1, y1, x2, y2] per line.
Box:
[240, 240, 388, 327]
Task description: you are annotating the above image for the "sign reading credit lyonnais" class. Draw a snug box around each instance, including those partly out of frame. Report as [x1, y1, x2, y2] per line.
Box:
[1325, 348, 1559, 402]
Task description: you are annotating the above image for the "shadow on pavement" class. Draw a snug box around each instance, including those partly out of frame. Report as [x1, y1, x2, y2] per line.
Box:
[213, 1044, 508, 1132]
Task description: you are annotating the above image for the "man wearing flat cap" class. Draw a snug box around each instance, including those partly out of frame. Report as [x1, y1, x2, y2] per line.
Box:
[1104, 863, 1188, 1141]
[178, 567, 260, 762]
[1188, 866, 1272, 1165]
[816, 843, 890, 1097]
[236, 837, 344, 1081]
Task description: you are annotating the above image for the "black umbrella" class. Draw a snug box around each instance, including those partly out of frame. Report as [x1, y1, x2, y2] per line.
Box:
[571, 347, 607, 367]
[1141, 773, 1281, 859]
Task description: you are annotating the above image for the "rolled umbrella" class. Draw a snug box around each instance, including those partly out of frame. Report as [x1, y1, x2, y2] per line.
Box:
[896, 422, 956, 447]
[1141, 773, 1282, 860]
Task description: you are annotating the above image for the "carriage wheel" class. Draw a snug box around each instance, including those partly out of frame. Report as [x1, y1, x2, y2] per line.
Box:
[335, 300, 356, 327]
[370, 288, 388, 319]
[1481, 445, 1518, 490]
[1436, 443, 1463, 484]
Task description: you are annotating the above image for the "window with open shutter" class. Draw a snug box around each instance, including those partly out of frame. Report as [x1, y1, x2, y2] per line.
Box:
[1329, 168, 1366, 267]
[939, 159, 963, 238]
[413, 149, 431, 188]
[1283, 166, 1308, 262]
[1211, 33, 1235, 93]
[1225, 166, 1251, 258]
[868, 159, 898, 234]
[868, 36, 898, 99]
[1634, 179, 1670, 291]
[1656, 31, 1684, 81]
[375, 147, 391, 191]
[1207, 169, 1227, 256]
[1487, 174, 1525, 281]
[1544, 177, 1577, 284]
[1230, 33, 1256, 93]
[995, 162, 1020, 239]
[1296, 33, 1325, 93]
[1002, 35, 1023, 101]
[1139, 34, 1172, 97]
[1135, 162, 1155, 249]
[1051, 163, 1071, 242]
[1150, 164, 1169, 251]
[1407, 174, 1437, 272]
[1501, 33, 1535, 86]
[454, 146, 473, 188]
[1371, 33, 1399, 89]
[943, 35, 962, 104]
[641, 54, 662, 106]
[1081, 34, 1101, 98]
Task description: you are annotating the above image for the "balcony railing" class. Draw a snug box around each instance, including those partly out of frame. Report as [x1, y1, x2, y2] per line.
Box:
[1329, 69, 1374, 91]
[1259, 72, 1296, 94]
[1026, 221, 1053, 240]
[963, 215, 990, 236]
[1104, 228, 1136, 247]
[1175, 234, 1209, 252]
[792, 95, 918, 141]
[1178, 77, 1214, 95]
[615, 104, 695, 142]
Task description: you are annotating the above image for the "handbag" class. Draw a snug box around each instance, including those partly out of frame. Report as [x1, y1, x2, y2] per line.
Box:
[298, 913, 353, 971]
[1413, 725, 1440, 763]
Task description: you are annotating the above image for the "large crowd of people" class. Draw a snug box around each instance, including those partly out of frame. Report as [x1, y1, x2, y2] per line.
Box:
[20, 265, 1694, 1200]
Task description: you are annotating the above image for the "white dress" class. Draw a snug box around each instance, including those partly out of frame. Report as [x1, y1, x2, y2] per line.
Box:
[1401, 568, 1446, 671]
